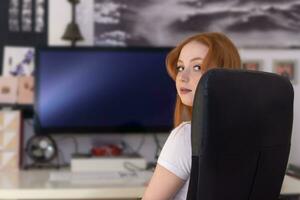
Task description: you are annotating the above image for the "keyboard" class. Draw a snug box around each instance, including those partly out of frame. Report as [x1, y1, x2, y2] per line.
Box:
[49, 170, 153, 185]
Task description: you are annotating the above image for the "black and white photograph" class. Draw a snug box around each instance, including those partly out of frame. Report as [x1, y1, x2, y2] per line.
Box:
[21, 0, 32, 32]
[35, 0, 45, 33]
[8, 0, 47, 34]
[8, 0, 20, 32]
[91, 0, 300, 47]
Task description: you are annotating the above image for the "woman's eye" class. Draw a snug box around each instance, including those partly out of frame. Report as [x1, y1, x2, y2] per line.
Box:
[193, 65, 201, 71]
[176, 66, 184, 72]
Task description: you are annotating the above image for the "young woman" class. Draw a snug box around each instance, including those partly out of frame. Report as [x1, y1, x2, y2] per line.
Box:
[142, 32, 242, 200]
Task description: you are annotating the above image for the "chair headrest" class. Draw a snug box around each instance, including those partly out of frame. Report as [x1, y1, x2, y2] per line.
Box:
[191, 69, 294, 155]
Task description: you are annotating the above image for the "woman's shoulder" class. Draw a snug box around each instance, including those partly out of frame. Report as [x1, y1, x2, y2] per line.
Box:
[170, 121, 191, 138]
[158, 121, 192, 181]
[173, 121, 191, 131]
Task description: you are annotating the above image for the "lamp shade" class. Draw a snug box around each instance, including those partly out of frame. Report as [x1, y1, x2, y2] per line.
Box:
[62, 22, 83, 41]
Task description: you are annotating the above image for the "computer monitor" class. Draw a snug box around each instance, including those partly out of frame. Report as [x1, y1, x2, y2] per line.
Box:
[34, 47, 176, 134]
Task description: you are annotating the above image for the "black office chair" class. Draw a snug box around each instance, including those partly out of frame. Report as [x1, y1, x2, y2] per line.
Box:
[187, 69, 294, 200]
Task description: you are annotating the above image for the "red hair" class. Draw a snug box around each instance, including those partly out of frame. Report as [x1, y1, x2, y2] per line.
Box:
[166, 32, 242, 127]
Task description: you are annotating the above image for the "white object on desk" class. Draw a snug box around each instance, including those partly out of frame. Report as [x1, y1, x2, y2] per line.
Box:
[49, 170, 153, 185]
[71, 155, 147, 172]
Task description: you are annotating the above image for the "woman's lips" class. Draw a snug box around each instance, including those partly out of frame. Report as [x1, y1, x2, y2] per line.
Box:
[180, 87, 192, 94]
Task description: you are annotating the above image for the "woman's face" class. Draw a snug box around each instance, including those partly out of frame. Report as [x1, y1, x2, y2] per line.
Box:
[176, 41, 209, 107]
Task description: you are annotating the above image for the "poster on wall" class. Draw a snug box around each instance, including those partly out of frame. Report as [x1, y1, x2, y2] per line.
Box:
[9, 0, 46, 33]
[2, 46, 35, 76]
[88, 0, 300, 47]
[2, 0, 48, 54]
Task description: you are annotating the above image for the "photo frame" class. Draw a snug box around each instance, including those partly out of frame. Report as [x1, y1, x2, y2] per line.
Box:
[2, 46, 35, 76]
[0, 0, 48, 48]
[273, 60, 296, 84]
[0, 76, 18, 104]
[242, 60, 262, 71]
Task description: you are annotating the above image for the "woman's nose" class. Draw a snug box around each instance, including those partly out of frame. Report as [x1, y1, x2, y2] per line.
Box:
[180, 69, 190, 82]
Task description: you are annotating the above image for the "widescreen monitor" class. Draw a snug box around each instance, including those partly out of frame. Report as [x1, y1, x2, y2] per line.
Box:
[34, 48, 176, 134]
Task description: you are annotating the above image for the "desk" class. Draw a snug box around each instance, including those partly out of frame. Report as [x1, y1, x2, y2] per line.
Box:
[0, 169, 147, 200]
[0, 170, 300, 200]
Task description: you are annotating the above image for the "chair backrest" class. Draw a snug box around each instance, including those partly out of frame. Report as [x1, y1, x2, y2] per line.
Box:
[187, 69, 294, 200]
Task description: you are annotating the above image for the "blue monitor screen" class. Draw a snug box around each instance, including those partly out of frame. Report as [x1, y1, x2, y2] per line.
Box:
[35, 48, 176, 133]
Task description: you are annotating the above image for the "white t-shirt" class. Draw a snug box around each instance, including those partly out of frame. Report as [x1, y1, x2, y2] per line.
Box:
[157, 121, 192, 200]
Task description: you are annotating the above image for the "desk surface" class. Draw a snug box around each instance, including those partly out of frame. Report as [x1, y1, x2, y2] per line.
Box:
[0, 169, 148, 199]
[0, 169, 299, 199]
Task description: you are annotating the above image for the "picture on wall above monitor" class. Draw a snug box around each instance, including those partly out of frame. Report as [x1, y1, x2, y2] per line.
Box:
[69, 0, 300, 47]
[34, 47, 176, 134]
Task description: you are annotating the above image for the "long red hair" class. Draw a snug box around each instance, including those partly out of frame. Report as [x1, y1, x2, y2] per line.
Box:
[166, 32, 242, 127]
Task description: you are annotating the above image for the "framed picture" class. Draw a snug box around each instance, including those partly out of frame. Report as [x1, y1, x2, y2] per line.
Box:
[0, 76, 18, 104]
[2, 46, 35, 76]
[242, 60, 262, 71]
[273, 60, 296, 84]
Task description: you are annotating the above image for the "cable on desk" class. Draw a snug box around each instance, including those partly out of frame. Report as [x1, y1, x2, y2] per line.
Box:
[123, 161, 146, 172]
[121, 134, 146, 155]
